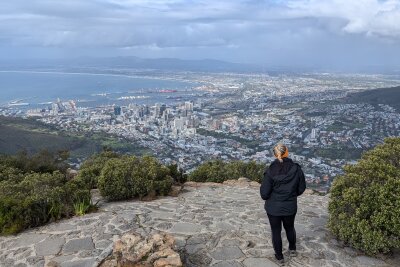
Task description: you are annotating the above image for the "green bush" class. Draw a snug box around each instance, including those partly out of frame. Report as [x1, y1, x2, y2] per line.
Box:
[188, 160, 265, 183]
[0, 150, 70, 174]
[98, 155, 173, 200]
[76, 151, 121, 189]
[328, 137, 400, 255]
[167, 163, 188, 184]
[0, 151, 92, 235]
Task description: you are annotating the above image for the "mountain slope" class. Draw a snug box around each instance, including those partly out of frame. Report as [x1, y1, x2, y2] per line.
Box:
[343, 86, 400, 111]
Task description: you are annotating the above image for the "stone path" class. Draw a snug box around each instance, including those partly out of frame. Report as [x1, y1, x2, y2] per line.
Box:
[0, 182, 399, 267]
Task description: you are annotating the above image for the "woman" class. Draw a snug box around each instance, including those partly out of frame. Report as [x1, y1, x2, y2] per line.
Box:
[260, 144, 306, 265]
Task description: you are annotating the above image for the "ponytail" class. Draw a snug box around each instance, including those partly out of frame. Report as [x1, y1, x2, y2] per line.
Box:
[273, 144, 288, 162]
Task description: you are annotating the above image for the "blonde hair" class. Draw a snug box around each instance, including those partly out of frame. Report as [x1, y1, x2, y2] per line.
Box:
[273, 144, 289, 162]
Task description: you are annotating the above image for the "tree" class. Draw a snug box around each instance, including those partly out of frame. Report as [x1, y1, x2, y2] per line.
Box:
[328, 137, 400, 255]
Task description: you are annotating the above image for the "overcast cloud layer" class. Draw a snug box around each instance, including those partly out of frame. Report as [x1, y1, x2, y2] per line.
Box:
[1, 0, 400, 70]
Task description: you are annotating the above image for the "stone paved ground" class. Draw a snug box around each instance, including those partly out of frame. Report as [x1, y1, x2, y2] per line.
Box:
[0, 182, 399, 267]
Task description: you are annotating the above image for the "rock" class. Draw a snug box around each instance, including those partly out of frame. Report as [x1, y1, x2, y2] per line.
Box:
[169, 185, 183, 197]
[66, 168, 78, 180]
[183, 181, 200, 187]
[60, 258, 96, 267]
[249, 181, 261, 187]
[26, 256, 45, 266]
[62, 237, 94, 254]
[212, 261, 243, 267]
[35, 236, 65, 256]
[12, 233, 49, 247]
[222, 178, 258, 187]
[142, 190, 158, 201]
[344, 246, 358, 256]
[153, 253, 182, 267]
[184, 182, 221, 188]
[100, 230, 182, 267]
[45, 261, 60, 267]
[356, 255, 387, 266]
[210, 246, 245, 260]
[242, 257, 279, 267]
[170, 222, 203, 234]
[303, 189, 315, 195]
[187, 251, 212, 266]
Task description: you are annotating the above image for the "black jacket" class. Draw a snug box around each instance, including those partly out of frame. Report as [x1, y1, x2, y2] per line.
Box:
[260, 158, 306, 216]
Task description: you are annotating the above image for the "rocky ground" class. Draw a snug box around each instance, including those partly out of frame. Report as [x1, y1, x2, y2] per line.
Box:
[0, 180, 399, 267]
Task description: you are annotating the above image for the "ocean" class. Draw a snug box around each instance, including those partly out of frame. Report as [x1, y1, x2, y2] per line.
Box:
[0, 71, 199, 107]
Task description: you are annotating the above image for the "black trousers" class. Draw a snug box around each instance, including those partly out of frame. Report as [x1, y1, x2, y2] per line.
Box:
[267, 213, 296, 260]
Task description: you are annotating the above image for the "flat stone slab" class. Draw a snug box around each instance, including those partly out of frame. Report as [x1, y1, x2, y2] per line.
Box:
[60, 258, 96, 267]
[169, 222, 203, 234]
[356, 255, 387, 266]
[35, 236, 65, 256]
[62, 237, 94, 254]
[242, 257, 279, 267]
[212, 261, 244, 267]
[12, 233, 49, 247]
[210, 246, 245, 260]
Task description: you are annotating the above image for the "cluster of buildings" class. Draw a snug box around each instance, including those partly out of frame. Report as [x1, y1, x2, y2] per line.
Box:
[2, 72, 399, 193]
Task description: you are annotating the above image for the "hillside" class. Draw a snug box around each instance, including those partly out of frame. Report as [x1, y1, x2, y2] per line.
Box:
[0, 116, 151, 160]
[0, 56, 260, 73]
[343, 86, 400, 111]
[0, 181, 398, 267]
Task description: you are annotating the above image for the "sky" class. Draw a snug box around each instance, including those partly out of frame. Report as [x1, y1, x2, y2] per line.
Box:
[1, 0, 400, 70]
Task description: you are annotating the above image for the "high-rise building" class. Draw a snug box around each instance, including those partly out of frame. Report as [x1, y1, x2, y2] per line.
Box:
[173, 117, 185, 131]
[51, 103, 59, 115]
[185, 101, 193, 112]
[154, 104, 166, 118]
[114, 106, 121, 116]
[311, 128, 317, 140]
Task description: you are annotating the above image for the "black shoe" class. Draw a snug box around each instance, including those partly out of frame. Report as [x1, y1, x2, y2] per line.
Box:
[289, 250, 298, 257]
[275, 258, 285, 266]
[274, 255, 285, 266]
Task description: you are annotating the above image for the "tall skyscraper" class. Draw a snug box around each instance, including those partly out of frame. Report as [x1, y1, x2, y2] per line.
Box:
[114, 106, 121, 116]
[311, 128, 317, 140]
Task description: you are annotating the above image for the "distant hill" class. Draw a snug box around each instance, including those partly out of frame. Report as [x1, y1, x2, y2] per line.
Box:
[0, 56, 261, 73]
[343, 86, 400, 111]
[0, 116, 150, 160]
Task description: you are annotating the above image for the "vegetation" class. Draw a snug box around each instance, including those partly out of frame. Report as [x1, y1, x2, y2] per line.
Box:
[189, 160, 265, 183]
[315, 147, 364, 160]
[344, 86, 400, 112]
[97, 155, 174, 200]
[325, 121, 365, 132]
[0, 148, 183, 234]
[328, 137, 400, 255]
[76, 151, 122, 189]
[0, 150, 92, 235]
[196, 128, 261, 149]
[0, 116, 151, 161]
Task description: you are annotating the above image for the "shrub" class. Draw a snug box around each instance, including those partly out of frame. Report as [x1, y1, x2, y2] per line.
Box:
[76, 151, 121, 189]
[167, 163, 188, 184]
[98, 155, 173, 201]
[189, 160, 265, 183]
[0, 151, 92, 235]
[0, 150, 70, 174]
[328, 137, 400, 255]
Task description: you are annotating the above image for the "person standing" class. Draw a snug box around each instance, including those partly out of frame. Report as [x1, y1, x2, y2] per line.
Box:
[260, 144, 306, 265]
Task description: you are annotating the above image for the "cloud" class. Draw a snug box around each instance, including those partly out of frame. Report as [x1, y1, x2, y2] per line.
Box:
[1, 0, 399, 49]
[287, 0, 400, 39]
[0, 0, 399, 68]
